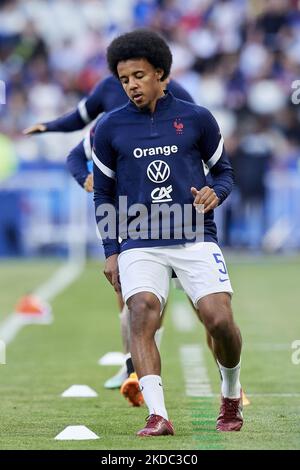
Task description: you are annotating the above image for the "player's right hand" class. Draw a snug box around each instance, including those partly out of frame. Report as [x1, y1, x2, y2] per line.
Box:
[83, 173, 93, 192]
[23, 123, 47, 135]
[104, 254, 121, 293]
[191, 186, 219, 214]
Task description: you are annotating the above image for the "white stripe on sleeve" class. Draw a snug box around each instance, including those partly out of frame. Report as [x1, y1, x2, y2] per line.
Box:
[83, 131, 92, 160]
[92, 150, 116, 179]
[77, 98, 91, 124]
[206, 136, 224, 169]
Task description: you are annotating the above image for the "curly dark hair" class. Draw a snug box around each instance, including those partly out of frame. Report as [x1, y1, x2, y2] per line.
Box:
[107, 29, 172, 81]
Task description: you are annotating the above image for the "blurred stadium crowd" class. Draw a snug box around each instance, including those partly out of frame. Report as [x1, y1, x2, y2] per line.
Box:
[1, 0, 300, 253]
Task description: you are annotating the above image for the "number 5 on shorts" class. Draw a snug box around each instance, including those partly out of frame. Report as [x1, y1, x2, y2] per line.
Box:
[213, 253, 227, 275]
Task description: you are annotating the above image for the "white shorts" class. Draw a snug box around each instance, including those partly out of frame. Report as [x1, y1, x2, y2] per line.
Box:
[118, 242, 233, 308]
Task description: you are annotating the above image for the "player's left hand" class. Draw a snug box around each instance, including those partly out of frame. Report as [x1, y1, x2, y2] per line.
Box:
[191, 186, 219, 214]
[83, 173, 93, 192]
[23, 123, 47, 135]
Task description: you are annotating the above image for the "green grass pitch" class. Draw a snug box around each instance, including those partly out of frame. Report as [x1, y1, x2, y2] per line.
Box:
[0, 256, 299, 450]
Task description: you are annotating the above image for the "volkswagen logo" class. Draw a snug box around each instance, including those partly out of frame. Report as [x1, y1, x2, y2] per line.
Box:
[147, 160, 170, 183]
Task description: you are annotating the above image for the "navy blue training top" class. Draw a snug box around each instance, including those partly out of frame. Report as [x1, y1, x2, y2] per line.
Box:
[93, 92, 233, 258]
[65, 76, 195, 187]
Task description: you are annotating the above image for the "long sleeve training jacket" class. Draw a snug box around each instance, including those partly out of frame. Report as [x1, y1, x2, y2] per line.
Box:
[93, 92, 233, 258]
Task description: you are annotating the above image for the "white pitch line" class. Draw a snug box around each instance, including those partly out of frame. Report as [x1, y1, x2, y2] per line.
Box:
[0, 315, 27, 345]
[180, 344, 213, 397]
[34, 262, 83, 302]
[172, 302, 197, 332]
[0, 262, 83, 345]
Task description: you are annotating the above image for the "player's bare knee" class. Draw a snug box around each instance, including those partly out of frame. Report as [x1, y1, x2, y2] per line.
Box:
[206, 316, 233, 340]
[128, 293, 160, 337]
[197, 293, 232, 320]
[128, 292, 159, 314]
[197, 297, 234, 339]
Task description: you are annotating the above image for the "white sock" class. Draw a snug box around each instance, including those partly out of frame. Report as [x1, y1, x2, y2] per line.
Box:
[154, 327, 164, 350]
[139, 375, 168, 420]
[217, 360, 241, 399]
[119, 305, 130, 352]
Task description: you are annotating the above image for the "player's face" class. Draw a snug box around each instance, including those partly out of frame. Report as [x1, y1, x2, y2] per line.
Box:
[118, 58, 165, 113]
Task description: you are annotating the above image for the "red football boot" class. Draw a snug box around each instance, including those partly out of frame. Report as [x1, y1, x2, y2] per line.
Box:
[137, 414, 175, 437]
[216, 392, 243, 431]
